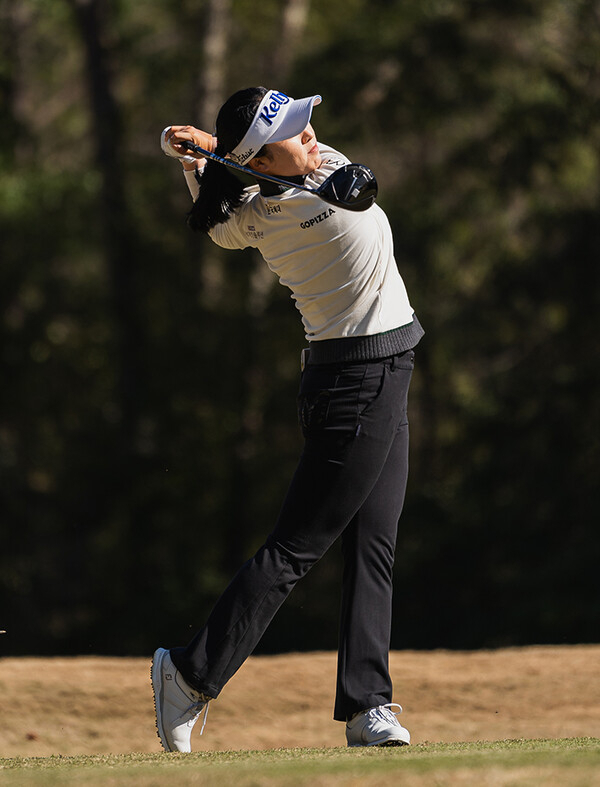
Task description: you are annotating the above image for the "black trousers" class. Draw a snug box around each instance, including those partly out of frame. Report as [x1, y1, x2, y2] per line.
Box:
[171, 349, 414, 721]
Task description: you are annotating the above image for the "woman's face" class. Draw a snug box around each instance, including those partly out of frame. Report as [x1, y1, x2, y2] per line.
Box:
[250, 124, 322, 177]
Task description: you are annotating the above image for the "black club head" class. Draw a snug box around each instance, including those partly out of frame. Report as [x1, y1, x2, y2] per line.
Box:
[317, 164, 378, 211]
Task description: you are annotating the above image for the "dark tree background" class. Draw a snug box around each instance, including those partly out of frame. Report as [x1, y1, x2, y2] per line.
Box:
[1, 0, 598, 656]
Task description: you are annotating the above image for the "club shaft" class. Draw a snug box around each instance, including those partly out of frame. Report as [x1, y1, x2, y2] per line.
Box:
[180, 141, 314, 193]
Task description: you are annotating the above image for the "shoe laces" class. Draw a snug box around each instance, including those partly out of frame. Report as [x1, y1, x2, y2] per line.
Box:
[370, 703, 403, 726]
[185, 697, 210, 735]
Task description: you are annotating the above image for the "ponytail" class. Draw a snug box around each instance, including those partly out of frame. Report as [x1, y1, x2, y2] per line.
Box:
[186, 143, 247, 233]
[186, 86, 268, 234]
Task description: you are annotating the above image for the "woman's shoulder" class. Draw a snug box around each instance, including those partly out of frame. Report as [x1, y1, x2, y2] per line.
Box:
[225, 185, 261, 219]
[317, 143, 351, 169]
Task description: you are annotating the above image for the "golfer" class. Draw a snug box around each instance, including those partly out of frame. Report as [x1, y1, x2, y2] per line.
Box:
[152, 87, 424, 751]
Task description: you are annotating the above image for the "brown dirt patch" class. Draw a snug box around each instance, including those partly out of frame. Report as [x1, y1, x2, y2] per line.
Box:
[0, 645, 598, 756]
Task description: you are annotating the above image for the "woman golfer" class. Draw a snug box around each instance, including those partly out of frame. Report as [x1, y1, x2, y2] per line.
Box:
[152, 87, 424, 750]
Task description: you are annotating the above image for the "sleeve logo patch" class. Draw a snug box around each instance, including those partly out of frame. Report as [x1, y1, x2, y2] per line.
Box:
[246, 225, 264, 239]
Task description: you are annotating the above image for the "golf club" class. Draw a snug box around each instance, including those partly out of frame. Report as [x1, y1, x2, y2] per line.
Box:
[178, 140, 378, 212]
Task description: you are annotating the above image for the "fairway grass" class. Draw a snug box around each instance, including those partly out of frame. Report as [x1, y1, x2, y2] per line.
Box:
[1, 738, 599, 786]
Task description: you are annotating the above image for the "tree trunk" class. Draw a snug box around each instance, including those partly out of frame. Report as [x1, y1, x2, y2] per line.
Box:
[194, 0, 232, 129]
[268, 0, 311, 84]
[0, 0, 27, 163]
[67, 0, 144, 447]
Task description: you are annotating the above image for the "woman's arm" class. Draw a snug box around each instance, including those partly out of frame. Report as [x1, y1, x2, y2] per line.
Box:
[162, 125, 217, 197]
[161, 123, 252, 241]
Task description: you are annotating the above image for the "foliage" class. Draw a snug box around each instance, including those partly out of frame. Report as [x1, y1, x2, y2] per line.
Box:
[0, 0, 598, 655]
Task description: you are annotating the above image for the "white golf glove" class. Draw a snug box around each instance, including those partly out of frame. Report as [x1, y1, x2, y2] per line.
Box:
[160, 126, 197, 164]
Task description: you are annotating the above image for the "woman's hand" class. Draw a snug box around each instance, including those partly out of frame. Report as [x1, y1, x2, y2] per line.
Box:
[162, 126, 217, 170]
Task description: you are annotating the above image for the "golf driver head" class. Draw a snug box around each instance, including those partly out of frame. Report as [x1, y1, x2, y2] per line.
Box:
[317, 164, 378, 211]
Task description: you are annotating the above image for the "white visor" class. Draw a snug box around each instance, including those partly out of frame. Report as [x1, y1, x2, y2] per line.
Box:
[228, 90, 322, 165]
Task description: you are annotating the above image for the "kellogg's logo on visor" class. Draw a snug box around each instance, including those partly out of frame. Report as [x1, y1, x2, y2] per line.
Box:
[258, 91, 291, 127]
[229, 89, 320, 165]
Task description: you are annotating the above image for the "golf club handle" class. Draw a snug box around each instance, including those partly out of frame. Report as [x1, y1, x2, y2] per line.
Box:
[180, 140, 214, 159]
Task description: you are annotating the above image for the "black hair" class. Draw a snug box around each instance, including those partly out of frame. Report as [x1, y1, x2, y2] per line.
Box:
[187, 86, 269, 233]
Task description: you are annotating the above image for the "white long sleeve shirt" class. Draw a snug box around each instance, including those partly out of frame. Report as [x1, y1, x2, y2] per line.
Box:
[184, 144, 418, 345]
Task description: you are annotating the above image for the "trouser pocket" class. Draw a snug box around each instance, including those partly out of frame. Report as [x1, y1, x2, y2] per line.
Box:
[297, 362, 386, 438]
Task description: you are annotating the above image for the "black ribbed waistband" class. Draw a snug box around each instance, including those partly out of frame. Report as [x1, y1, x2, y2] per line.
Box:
[306, 314, 424, 365]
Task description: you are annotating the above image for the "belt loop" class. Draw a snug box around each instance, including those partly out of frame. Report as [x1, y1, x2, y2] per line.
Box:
[301, 347, 310, 371]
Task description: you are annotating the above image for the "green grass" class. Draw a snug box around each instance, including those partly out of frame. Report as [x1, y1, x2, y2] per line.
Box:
[1, 738, 599, 786]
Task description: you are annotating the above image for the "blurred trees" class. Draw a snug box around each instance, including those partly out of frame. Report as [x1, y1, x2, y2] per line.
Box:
[0, 0, 598, 656]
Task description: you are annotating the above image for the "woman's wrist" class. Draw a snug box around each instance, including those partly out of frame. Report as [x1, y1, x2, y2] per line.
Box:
[182, 133, 215, 170]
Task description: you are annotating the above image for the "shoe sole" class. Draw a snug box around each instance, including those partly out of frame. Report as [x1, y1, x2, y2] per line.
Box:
[151, 647, 171, 751]
[348, 730, 411, 748]
[348, 739, 410, 748]
[377, 738, 410, 747]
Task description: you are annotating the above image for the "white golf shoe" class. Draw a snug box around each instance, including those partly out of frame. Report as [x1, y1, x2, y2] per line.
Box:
[346, 703, 410, 747]
[151, 647, 210, 752]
